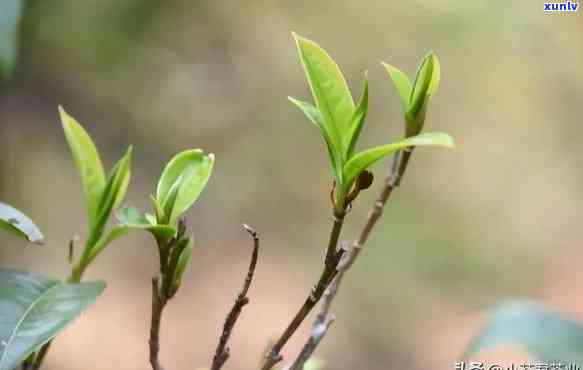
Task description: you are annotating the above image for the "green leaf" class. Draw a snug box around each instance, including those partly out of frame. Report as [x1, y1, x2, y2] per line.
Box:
[156, 149, 214, 225]
[406, 52, 440, 137]
[344, 76, 369, 159]
[0, 0, 23, 80]
[293, 32, 355, 167]
[342, 132, 454, 193]
[115, 206, 176, 240]
[59, 107, 106, 231]
[288, 97, 341, 181]
[409, 53, 435, 119]
[161, 175, 183, 225]
[464, 300, 583, 365]
[0, 202, 44, 244]
[150, 195, 165, 225]
[116, 206, 146, 225]
[171, 239, 194, 291]
[382, 62, 412, 110]
[87, 146, 132, 249]
[426, 53, 441, 97]
[0, 270, 105, 370]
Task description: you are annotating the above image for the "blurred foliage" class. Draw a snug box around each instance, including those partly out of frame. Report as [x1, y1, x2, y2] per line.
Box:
[0, 0, 22, 79]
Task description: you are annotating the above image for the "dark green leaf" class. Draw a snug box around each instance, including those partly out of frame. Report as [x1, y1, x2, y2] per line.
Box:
[0, 202, 43, 244]
[0, 270, 105, 370]
[342, 132, 454, 193]
[465, 300, 583, 365]
[156, 149, 214, 225]
[59, 107, 106, 231]
[0, 0, 23, 79]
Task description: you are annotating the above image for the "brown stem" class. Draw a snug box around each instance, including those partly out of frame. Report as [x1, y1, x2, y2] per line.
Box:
[211, 224, 260, 370]
[287, 149, 414, 367]
[261, 210, 346, 370]
[288, 242, 354, 370]
[149, 278, 167, 370]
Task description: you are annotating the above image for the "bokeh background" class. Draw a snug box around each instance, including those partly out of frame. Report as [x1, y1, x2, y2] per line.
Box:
[1, 1, 582, 369]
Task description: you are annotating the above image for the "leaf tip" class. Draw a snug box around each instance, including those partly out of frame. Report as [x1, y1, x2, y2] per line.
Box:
[125, 145, 134, 159]
[206, 152, 215, 164]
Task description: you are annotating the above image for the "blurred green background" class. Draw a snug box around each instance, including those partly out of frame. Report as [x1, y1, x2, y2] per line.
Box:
[1, 1, 582, 369]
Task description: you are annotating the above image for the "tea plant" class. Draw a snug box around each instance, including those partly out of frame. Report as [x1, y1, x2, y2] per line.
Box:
[0, 33, 455, 370]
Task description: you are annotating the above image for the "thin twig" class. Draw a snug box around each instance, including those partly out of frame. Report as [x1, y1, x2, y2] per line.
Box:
[287, 150, 413, 367]
[260, 209, 346, 370]
[211, 224, 260, 370]
[149, 278, 166, 370]
[288, 241, 354, 370]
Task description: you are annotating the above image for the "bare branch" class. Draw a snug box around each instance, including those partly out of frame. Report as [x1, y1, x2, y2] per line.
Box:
[287, 151, 411, 367]
[211, 224, 260, 370]
[260, 209, 347, 370]
[288, 242, 354, 370]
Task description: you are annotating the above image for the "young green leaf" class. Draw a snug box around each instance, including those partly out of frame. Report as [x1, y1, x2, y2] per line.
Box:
[171, 239, 194, 292]
[150, 195, 166, 225]
[382, 62, 412, 110]
[409, 53, 435, 121]
[0, 0, 22, 80]
[59, 107, 106, 230]
[156, 149, 214, 225]
[288, 97, 342, 181]
[293, 32, 355, 164]
[464, 300, 583, 365]
[342, 132, 454, 192]
[0, 269, 105, 370]
[87, 223, 175, 265]
[87, 146, 132, 248]
[161, 175, 183, 225]
[344, 76, 369, 159]
[406, 52, 440, 136]
[116, 206, 176, 240]
[0, 202, 44, 244]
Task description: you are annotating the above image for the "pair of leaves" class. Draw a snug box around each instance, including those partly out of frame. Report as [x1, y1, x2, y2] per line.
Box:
[0, 269, 105, 370]
[465, 300, 583, 365]
[290, 33, 367, 188]
[59, 107, 132, 262]
[383, 52, 440, 137]
[154, 149, 214, 226]
[109, 149, 213, 290]
[0, 202, 44, 244]
[0, 0, 22, 80]
[290, 33, 453, 203]
[114, 148, 214, 242]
